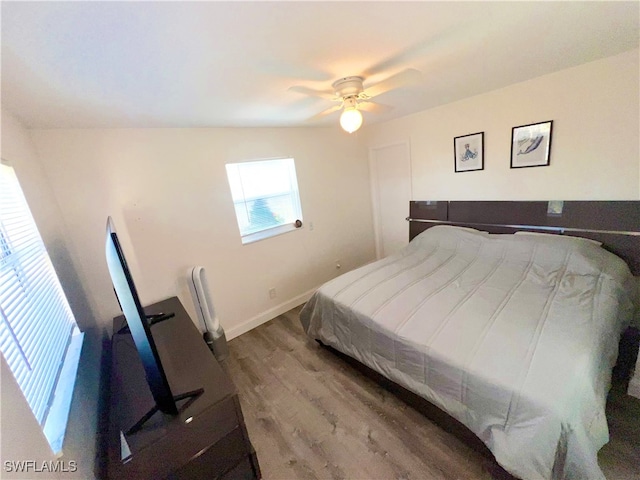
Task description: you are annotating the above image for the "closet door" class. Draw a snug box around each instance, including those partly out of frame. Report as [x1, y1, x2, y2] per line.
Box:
[369, 142, 412, 259]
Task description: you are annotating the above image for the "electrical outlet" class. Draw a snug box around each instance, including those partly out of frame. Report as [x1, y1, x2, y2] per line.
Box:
[269, 288, 277, 299]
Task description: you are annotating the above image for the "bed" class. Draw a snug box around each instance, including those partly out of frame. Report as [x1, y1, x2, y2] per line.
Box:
[300, 201, 639, 480]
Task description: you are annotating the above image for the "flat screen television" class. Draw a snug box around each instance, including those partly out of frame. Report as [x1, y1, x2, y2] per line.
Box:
[105, 216, 201, 434]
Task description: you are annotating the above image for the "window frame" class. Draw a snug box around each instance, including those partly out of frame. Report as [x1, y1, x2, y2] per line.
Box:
[225, 157, 304, 244]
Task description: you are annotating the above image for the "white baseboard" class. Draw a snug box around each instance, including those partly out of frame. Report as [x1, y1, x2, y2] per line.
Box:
[628, 374, 640, 399]
[225, 288, 316, 340]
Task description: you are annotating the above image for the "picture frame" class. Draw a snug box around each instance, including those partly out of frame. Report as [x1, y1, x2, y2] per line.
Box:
[454, 132, 484, 172]
[510, 120, 553, 168]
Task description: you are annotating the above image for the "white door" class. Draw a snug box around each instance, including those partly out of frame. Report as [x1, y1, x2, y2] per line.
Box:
[370, 142, 412, 259]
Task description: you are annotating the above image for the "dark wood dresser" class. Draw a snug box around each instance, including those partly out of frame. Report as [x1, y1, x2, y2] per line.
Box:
[108, 297, 260, 479]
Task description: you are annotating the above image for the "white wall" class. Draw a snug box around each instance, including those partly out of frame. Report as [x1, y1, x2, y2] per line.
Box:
[364, 49, 640, 201]
[0, 358, 61, 479]
[28, 127, 376, 336]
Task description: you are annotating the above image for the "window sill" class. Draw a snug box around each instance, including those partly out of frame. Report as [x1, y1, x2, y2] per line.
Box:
[43, 328, 85, 455]
[241, 222, 300, 245]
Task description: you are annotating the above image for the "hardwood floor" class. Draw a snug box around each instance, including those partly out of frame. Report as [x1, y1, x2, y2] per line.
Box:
[225, 306, 640, 480]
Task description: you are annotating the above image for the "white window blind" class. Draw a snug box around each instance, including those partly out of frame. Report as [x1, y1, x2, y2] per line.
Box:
[0, 162, 81, 452]
[226, 158, 303, 244]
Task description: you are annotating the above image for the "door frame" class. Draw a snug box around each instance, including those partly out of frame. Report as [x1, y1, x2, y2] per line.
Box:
[368, 140, 412, 260]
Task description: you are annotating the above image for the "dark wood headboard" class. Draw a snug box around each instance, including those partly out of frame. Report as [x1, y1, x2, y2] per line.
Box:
[408, 201, 640, 275]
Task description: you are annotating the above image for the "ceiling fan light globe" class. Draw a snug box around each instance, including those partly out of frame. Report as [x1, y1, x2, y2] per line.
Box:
[339, 108, 363, 133]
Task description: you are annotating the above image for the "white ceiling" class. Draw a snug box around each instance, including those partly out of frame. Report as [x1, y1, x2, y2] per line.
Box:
[2, 1, 638, 129]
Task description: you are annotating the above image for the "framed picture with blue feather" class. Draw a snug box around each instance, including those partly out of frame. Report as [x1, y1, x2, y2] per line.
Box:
[511, 120, 553, 168]
[454, 131, 484, 172]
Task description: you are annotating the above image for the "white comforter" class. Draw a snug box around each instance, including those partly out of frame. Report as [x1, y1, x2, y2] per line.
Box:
[300, 226, 636, 480]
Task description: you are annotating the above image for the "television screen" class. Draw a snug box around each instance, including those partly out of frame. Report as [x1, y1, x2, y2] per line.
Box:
[105, 217, 178, 417]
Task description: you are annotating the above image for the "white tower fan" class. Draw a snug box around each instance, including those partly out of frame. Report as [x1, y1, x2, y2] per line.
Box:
[189, 266, 229, 361]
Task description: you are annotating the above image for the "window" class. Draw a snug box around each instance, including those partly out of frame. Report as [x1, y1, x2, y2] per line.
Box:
[226, 158, 303, 244]
[0, 161, 84, 454]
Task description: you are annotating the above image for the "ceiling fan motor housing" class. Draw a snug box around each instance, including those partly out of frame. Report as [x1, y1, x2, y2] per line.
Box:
[332, 76, 364, 98]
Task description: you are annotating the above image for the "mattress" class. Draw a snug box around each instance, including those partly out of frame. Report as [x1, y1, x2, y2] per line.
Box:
[300, 226, 636, 480]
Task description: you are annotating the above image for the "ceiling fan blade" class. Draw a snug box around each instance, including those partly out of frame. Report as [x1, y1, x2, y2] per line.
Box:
[309, 104, 342, 121]
[358, 101, 393, 114]
[363, 68, 422, 98]
[363, 22, 477, 78]
[288, 85, 336, 100]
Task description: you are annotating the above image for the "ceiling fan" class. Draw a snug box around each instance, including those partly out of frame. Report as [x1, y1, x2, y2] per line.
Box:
[290, 68, 421, 133]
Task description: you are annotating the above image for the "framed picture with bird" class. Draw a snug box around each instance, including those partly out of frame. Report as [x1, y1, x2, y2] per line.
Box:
[511, 120, 553, 168]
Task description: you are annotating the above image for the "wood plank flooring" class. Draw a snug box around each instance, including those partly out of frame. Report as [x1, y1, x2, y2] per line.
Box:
[225, 306, 640, 480]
